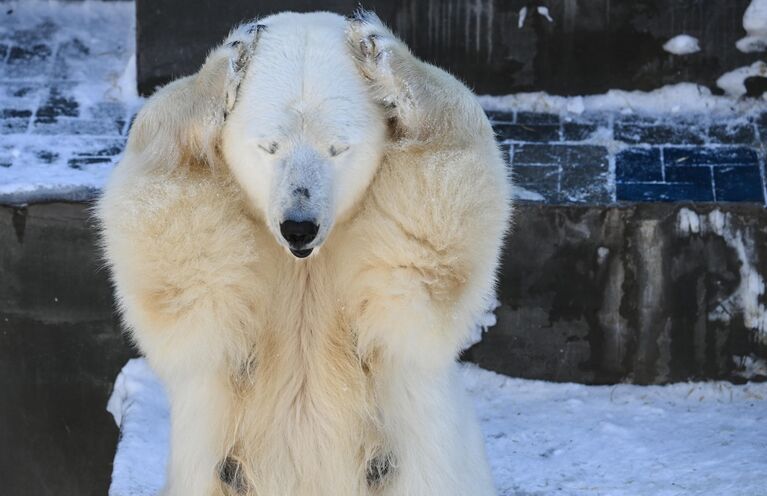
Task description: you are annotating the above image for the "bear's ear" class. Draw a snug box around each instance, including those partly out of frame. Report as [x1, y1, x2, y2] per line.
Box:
[223, 23, 266, 114]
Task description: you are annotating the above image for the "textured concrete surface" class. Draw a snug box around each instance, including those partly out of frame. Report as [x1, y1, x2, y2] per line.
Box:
[466, 203, 767, 385]
[136, 0, 759, 96]
[0, 202, 136, 496]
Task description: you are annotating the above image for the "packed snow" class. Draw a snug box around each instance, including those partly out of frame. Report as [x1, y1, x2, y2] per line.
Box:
[480, 83, 767, 117]
[717, 61, 767, 98]
[108, 358, 767, 496]
[738, 0, 767, 53]
[663, 35, 700, 55]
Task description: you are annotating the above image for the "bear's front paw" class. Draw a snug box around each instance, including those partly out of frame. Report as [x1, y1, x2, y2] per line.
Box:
[346, 11, 401, 90]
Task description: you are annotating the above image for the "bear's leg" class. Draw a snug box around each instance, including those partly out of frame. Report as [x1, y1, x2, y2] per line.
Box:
[345, 13, 508, 496]
[160, 370, 234, 496]
[367, 364, 496, 496]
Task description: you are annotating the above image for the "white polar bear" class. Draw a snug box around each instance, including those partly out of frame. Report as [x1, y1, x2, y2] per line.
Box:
[98, 11, 511, 496]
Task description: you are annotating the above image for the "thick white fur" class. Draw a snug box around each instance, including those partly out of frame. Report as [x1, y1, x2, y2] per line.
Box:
[98, 11, 511, 496]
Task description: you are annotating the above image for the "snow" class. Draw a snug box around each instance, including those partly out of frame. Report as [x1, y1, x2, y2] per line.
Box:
[480, 82, 767, 117]
[109, 358, 767, 496]
[738, 0, 767, 53]
[517, 6, 554, 28]
[536, 6, 554, 24]
[663, 35, 700, 55]
[717, 61, 767, 98]
[0, 0, 139, 202]
[518, 7, 528, 29]
[108, 359, 170, 496]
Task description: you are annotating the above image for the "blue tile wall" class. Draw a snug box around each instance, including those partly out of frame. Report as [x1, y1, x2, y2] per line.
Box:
[488, 110, 766, 205]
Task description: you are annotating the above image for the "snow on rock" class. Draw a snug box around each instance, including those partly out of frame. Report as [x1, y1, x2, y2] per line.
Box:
[517, 6, 528, 29]
[108, 358, 767, 496]
[518, 6, 554, 28]
[738, 0, 767, 53]
[663, 34, 701, 55]
[676, 207, 701, 235]
[675, 209, 767, 345]
[536, 6, 554, 23]
[479, 83, 767, 117]
[717, 61, 767, 97]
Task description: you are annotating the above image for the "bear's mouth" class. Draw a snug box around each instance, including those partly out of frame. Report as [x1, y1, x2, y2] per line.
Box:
[290, 247, 313, 258]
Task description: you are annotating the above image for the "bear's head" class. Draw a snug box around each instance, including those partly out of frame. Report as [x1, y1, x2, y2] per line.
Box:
[221, 12, 387, 259]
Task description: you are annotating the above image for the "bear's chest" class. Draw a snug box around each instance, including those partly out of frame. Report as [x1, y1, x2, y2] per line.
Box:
[227, 261, 381, 494]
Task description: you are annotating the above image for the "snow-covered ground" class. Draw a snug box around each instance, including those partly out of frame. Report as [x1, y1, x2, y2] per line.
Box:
[109, 358, 767, 496]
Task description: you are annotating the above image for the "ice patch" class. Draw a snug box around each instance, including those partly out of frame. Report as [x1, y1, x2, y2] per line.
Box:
[738, 0, 767, 53]
[716, 61, 767, 98]
[663, 34, 700, 55]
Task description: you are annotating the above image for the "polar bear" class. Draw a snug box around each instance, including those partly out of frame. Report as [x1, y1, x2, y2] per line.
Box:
[98, 11, 510, 496]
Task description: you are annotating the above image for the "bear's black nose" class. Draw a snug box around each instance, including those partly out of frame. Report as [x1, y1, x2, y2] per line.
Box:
[279, 220, 319, 248]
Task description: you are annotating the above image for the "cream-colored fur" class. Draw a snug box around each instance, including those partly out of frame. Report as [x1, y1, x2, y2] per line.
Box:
[98, 11, 511, 496]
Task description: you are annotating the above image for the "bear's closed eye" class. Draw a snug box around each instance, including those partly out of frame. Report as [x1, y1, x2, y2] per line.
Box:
[258, 142, 279, 154]
[329, 144, 350, 157]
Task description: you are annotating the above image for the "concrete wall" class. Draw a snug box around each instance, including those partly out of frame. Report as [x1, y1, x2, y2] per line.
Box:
[0, 203, 135, 496]
[137, 0, 759, 96]
[466, 203, 767, 385]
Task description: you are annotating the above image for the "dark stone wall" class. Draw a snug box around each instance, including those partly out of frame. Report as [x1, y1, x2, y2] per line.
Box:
[465, 203, 767, 385]
[0, 203, 136, 496]
[137, 0, 758, 96]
